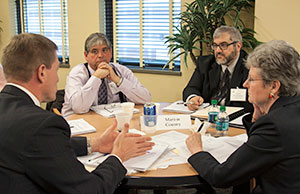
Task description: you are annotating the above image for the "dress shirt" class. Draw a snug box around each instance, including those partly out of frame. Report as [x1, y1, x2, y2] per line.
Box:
[62, 62, 151, 116]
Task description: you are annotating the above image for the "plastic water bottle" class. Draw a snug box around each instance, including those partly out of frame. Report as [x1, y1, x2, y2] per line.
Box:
[208, 99, 219, 128]
[216, 106, 229, 136]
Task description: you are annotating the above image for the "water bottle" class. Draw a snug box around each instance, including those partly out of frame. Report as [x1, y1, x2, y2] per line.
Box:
[216, 106, 229, 136]
[208, 99, 219, 128]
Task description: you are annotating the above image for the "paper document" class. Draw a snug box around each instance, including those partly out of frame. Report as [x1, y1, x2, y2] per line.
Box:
[201, 134, 247, 163]
[67, 119, 96, 136]
[191, 106, 243, 120]
[229, 113, 250, 129]
[123, 144, 169, 171]
[162, 100, 209, 114]
[91, 103, 140, 118]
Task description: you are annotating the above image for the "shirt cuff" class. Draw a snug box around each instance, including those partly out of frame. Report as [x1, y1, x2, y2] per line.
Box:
[186, 94, 198, 102]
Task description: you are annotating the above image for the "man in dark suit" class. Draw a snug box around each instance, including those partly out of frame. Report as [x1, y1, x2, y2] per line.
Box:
[183, 26, 250, 111]
[0, 33, 154, 194]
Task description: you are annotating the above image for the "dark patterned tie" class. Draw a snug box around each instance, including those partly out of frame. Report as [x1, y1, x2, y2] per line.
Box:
[214, 68, 230, 104]
[98, 79, 108, 104]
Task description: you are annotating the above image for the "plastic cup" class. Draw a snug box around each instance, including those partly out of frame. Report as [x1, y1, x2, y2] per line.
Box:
[143, 115, 157, 134]
[121, 102, 135, 117]
[115, 112, 132, 131]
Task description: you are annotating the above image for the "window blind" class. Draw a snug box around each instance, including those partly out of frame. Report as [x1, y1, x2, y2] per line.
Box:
[16, 0, 69, 64]
[114, 0, 181, 71]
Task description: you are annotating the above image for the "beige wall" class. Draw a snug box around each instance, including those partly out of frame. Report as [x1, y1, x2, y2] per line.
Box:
[255, 0, 300, 51]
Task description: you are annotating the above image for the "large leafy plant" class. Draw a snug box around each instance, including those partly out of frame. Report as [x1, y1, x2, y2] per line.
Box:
[165, 0, 261, 67]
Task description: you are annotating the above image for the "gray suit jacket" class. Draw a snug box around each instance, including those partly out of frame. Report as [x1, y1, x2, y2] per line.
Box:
[0, 85, 127, 194]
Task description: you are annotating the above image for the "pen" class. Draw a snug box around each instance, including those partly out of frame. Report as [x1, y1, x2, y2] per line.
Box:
[197, 123, 204, 132]
[177, 101, 195, 105]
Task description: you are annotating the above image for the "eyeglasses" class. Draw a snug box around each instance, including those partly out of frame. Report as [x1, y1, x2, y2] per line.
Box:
[211, 41, 237, 50]
[246, 77, 269, 83]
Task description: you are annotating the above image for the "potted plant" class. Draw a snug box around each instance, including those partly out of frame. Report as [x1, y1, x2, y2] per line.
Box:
[165, 0, 261, 68]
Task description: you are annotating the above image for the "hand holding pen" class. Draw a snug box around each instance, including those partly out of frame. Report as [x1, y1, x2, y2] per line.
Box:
[186, 96, 204, 111]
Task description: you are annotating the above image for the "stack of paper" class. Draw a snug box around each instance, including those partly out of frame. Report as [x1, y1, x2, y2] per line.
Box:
[91, 103, 140, 118]
[67, 119, 96, 136]
[191, 106, 243, 120]
[162, 100, 210, 114]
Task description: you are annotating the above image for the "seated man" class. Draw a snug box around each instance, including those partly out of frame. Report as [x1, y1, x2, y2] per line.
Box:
[0, 33, 154, 194]
[62, 33, 151, 116]
[183, 26, 250, 111]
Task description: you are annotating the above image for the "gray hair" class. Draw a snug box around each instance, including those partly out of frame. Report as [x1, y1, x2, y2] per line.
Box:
[246, 40, 300, 96]
[213, 26, 242, 43]
[84, 33, 112, 52]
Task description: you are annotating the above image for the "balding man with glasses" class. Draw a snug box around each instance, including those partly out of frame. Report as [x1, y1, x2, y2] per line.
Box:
[183, 26, 251, 111]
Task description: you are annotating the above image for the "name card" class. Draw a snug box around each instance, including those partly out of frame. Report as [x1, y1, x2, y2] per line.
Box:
[156, 115, 191, 130]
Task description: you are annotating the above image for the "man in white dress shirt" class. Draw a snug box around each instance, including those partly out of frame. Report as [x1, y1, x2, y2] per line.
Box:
[62, 33, 151, 116]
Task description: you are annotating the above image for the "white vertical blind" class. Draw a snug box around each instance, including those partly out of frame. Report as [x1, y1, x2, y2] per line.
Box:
[115, 0, 181, 70]
[20, 0, 69, 64]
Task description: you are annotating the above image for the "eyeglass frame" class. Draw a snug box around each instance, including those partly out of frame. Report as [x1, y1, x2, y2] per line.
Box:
[211, 41, 238, 51]
[246, 76, 271, 83]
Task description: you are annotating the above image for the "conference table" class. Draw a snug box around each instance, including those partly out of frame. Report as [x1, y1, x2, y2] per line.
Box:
[66, 103, 246, 194]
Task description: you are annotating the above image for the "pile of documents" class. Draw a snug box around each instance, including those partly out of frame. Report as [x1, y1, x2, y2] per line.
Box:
[78, 130, 248, 173]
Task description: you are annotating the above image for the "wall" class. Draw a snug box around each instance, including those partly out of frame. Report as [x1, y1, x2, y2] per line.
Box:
[255, 0, 300, 51]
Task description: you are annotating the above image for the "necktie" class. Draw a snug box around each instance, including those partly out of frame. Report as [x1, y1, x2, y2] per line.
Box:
[214, 68, 230, 104]
[98, 79, 108, 104]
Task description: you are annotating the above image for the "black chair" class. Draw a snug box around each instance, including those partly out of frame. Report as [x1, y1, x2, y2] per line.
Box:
[46, 89, 65, 114]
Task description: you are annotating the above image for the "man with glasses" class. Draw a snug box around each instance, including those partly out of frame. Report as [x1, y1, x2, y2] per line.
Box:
[183, 26, 250, 111]
[62, 33, 151, 116]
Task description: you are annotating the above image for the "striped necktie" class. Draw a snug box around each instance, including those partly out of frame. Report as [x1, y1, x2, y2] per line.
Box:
[214, 68, 230, 104]
[98, 79, 108, 104]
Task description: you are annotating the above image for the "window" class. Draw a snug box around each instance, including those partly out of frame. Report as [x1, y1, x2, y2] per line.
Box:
[102, 0, 181, 72]
[15, 0, 69, 66]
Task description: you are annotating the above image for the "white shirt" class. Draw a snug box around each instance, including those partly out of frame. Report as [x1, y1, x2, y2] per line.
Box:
[62, 63, 151, 116]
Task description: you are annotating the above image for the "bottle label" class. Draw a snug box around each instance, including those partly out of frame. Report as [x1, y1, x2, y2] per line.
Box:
[216, 121, 229, 131]
[208, 112, 219, 123]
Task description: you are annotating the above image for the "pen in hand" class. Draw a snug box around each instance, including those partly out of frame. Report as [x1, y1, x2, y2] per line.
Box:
[176, 101, 195, 105]
[197, 123, 204, 133]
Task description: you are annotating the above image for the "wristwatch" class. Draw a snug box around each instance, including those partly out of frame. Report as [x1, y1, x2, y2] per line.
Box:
[87, 137, 92, 154]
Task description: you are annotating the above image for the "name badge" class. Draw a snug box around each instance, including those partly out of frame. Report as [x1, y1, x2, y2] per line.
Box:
[156, 115, 191, 130]
[230, 88, 246, 101]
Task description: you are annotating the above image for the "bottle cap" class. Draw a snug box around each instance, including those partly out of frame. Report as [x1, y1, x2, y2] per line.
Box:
[211, 99, 217, 105]
[220, 106, 226, 112]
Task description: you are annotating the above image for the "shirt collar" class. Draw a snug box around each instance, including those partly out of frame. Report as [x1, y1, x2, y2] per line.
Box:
[221, 52, 240, 74]
[6, 83, 40, 106]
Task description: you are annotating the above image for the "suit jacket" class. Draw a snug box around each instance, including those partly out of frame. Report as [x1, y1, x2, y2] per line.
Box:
[188, 96, 300, 194]
[0, 85, 127, 194]
[183, 50, 250, 108]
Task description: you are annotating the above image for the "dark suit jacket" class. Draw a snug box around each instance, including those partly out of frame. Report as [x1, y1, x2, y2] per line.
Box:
[188, 96, 300, 194]
[0, 85, 127, 194]
[183, 50, 250, 108]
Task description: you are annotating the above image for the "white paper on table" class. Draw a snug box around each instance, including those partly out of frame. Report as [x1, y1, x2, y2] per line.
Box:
[201, 134, 247, 163]
[151, 131, 189, 149]
[67, 119, 96, 136]
[91, 103, 140, 118]
[123, 144, 169, 172]
[191, 106, 243, 120]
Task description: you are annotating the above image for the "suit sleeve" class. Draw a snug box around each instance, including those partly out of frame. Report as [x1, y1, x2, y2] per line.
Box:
[182, 63, 204, 101]
[24, 115, 126, 194]
[188, 116, 284, 188]
[70, 136, 88, 156]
